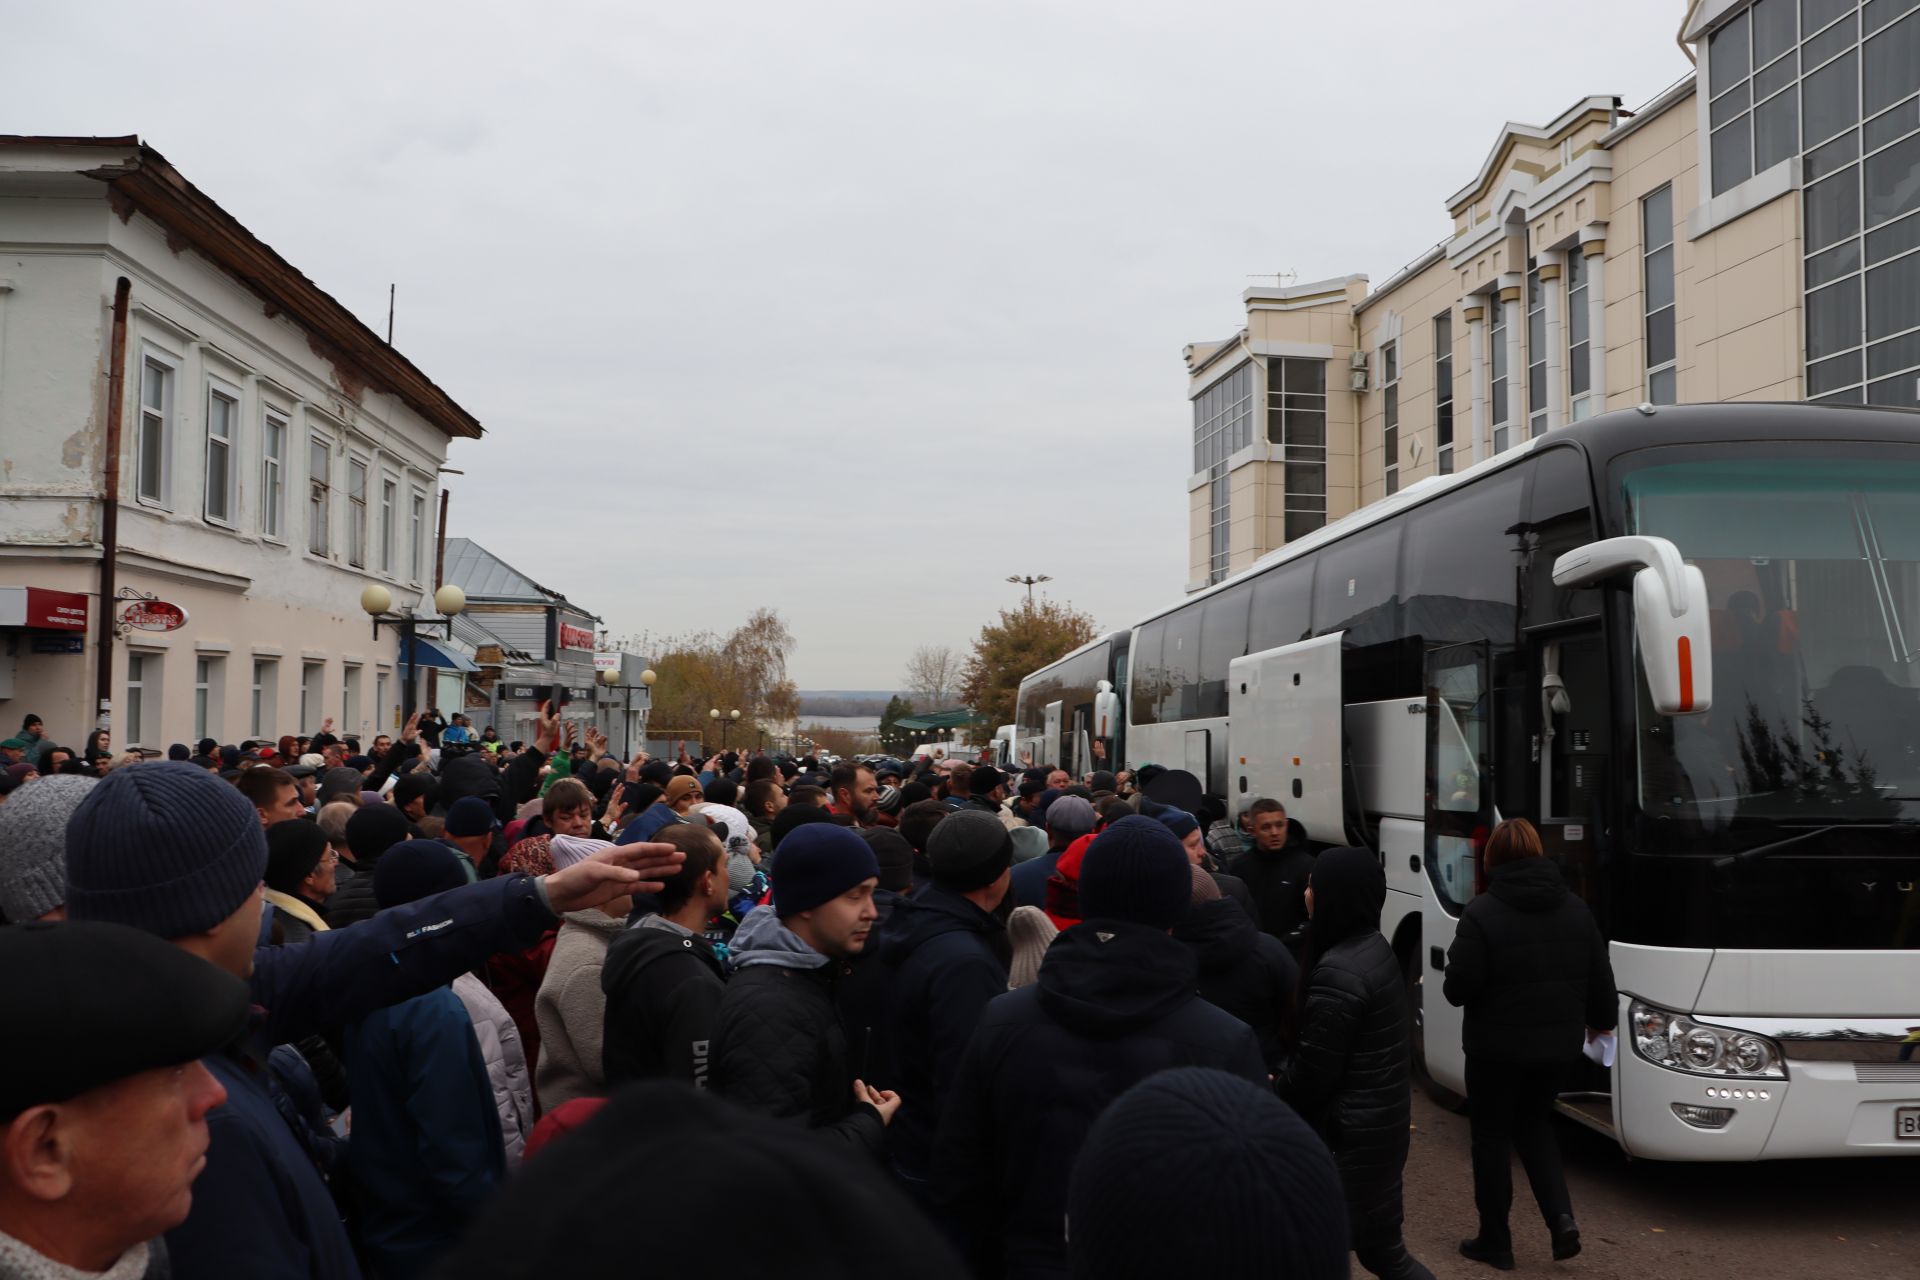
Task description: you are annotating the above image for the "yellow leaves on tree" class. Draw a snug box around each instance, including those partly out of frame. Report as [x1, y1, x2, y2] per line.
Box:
[612, 608, 798, 749]
[959, 599, 1099, 731]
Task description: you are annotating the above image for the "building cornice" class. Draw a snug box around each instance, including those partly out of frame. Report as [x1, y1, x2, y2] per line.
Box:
[1446, 98, 1619, 216]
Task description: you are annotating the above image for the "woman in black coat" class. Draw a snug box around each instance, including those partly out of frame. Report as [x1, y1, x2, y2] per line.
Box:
[1277, 848, 1435, 1280]
[1444, 818, 1617, 1270]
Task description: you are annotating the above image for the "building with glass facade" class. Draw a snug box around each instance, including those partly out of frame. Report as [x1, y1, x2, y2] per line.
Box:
[1183, 0, 1918, 590]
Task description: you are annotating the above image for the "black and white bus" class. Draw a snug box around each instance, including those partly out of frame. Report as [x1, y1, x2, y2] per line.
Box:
[1051, 402, 1920, 1160]
[1011, 631, 1131, 780]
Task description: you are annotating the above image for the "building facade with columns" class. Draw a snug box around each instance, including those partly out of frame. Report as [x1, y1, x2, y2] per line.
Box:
[0, 136, 480, 751]
[1185, 0, 1919, 589]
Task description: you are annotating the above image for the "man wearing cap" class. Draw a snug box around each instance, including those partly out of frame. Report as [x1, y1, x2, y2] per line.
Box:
[1007, 794, 1096, 910]
[711, 823, 900, 1154]
[862, 810, 1011, 1204]
[0, 740, 27, 768]
[0, 920, 247, 1279]
[933, 815, 1266, 1277]
[617, 773, 700, 846]
[443, 794, 501, 874]
[61, 761, 684, 1280]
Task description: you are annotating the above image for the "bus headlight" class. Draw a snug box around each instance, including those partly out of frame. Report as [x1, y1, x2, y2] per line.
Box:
[1630, 1001, 1786, 1079]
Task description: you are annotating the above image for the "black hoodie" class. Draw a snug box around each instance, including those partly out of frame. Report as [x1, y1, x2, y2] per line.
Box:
[1442, 856, 1617, 1063]
[933, 920, 1265, 1279]
[1174, 897, 1299, 1070]
[600, 919, 727, 1088]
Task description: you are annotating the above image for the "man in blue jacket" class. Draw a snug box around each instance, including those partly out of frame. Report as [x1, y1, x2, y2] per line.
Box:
[63, 762, 682, 1280]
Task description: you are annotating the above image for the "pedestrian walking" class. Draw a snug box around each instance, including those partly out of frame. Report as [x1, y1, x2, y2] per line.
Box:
[1444, 817, 1617, 1269]
[1278, 845, 1435, 1280]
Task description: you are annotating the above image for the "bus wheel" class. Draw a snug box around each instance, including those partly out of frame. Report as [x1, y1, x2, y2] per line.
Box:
[1402, 934, 1466, 1113]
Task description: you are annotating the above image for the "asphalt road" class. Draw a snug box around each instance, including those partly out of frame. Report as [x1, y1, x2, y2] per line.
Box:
[1395, 1092, 1920, 1278]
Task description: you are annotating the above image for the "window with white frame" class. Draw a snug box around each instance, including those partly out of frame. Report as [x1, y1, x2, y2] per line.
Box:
[375, 671, 390, 734]
[411, 491, 428, 582]
[1194, 362, 1254, 583]
[137, 356, 174, 505]
[204, 383, 237, 524]
[126, 651, 157, 747]
[1380, 340, 1401, 496]
[308, 436, 332, 556]
[194, 655, 225, 741]
[380, 477, 398, 573]
[346, 458, 369, 568]
[1527, 264, 1549, 438]
[1643, 185, 1678, 404]
[343, 664, 362, 736]
[252, 658, 277, 738]
[1434, 314, 1455, 474]
[1568, 250, 1593, 420]
[1266, 357, 1328, 541]
[300, 661, 324, 733]
[262, 411, 287, 539]
[1490, 295, 1512, 451]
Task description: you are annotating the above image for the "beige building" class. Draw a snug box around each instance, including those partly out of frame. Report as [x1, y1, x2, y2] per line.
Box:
[1185, 0, 1919, 590]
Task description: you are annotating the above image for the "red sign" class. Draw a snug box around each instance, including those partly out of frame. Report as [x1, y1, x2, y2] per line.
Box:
[121, 599, 189, 632]
[0, 587, 89, 631]
[559, 622, 596, 652]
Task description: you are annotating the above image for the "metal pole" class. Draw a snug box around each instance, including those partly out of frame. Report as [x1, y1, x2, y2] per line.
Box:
[95, 277, 131, 731]
[403, 617, 418, 723]
[624, 685, 633, 759]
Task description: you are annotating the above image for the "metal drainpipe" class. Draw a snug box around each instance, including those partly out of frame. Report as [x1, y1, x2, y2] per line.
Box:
[95, 277, 131, 729]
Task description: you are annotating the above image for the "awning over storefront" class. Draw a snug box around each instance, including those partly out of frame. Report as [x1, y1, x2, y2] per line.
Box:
[400, 636, 479, 672]
[0, 586, 88, 631]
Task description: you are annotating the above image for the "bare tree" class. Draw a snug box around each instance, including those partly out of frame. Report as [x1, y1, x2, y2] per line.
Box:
[903, 643, 962, 708]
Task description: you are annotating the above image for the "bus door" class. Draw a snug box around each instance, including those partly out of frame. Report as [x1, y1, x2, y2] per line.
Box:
[1530, 625, 1609, 903]
[1422, 641, 1493, 1095]
[1043, 701, 1063, 770]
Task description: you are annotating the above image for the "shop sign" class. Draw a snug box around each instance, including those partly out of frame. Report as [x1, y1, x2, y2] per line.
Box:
[0, 587, 90, 631]
[558, 622, 596, 652]
[121, 599, 189, 632]
[593, 651, 621, 672]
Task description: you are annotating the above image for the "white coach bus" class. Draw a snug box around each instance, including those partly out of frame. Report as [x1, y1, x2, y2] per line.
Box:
[1099, 402, 1920, 1160]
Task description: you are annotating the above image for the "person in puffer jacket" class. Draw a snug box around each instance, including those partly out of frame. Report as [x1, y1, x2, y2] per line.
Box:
[1173, 865, 1297, 1072]
[1277, 847, 1435, 1280]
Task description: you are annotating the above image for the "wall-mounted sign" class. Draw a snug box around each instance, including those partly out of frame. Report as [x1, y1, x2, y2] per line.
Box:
[120, 599, 189, 632]
[506, 685, 596, 702]
[558, 622, 596, 652]
[0, 586, 89, 631]
[593, 651, 621, 672]
[31, 635, 85, 654]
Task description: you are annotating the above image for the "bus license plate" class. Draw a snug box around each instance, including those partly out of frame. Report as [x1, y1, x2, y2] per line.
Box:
[1898, 1108, 1920, 1140]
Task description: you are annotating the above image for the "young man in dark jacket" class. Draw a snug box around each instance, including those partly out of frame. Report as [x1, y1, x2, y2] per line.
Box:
[62, 762, 683, 1280]
[1444, 818, 1616, 1269]
[861, 809, 1011, 1201]
[1174, 866, 1298, 1072]
[710, 824, 899, 1154]
[1278, 847, 1434, 1280]
[933, 816, 1267, 1278]
[1227, 797, 1316, 945]
[1008, 794, 1096, 908]
[602, 823, 732, 1088]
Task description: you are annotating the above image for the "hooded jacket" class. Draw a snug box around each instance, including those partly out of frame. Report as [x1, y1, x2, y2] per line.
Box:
[1173, 896, 1299, 1071]
[709, 907, 884, 1155]
[450, 973, 535, 1168]
[533, 909, 626, 1110]
[933, 921, 1266, 1279]
[1275, 848, 1411, 1247]
[1443, 856, 1617, 1063]
[600, 915, 727, 1089]
[1226, 837, 1317, 946]
[862, 884, 1008, 1183]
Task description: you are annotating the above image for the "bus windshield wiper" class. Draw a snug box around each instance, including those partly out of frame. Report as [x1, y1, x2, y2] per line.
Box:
[1710, 823, 1910, 870]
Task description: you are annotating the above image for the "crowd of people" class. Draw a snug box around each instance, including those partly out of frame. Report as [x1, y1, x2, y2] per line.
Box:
[0, 705, 1618, 1279]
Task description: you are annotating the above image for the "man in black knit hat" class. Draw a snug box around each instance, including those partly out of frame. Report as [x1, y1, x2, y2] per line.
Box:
[933, 815, 1265, 1278]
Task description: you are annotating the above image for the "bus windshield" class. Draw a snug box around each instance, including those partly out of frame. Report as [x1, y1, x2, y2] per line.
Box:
[1625, 451, 1920, 826]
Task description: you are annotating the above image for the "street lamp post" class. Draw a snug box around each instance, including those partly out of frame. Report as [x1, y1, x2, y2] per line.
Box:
[709, 707, 741, 749]
[361, 584, 466, 724]
[600, 666, 657, 759]
[1006, 573, 1052, 605]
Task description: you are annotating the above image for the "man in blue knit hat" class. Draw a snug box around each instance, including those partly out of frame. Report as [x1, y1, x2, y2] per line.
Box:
[933, 815, 1267, 1278]
[62, 762, 685, 1280]
[710, 822, 899, 1156]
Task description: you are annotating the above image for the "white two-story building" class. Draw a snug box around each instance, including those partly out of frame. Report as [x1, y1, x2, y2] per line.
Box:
[0, 135, 484, 752]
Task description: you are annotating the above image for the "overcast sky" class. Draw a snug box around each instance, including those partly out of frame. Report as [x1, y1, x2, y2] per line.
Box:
[6, 0, 1691, 688]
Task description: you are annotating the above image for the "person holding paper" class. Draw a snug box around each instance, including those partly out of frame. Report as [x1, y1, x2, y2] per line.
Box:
[1443, 818, 1617, 1271]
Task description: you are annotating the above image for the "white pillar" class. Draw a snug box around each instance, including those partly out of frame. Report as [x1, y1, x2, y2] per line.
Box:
[1464, 299, 1488, 465]
[1581, 225, 1608, 413]
[1540, 249, 1566, 432]
[1498, 272, 1525, 450]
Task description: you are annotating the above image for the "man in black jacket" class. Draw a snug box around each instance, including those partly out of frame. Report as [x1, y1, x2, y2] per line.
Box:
[861, 810, 1011, 1202]
[1174, 868, 1298, 1072]
[933, 816, 1266, 1278]
[601, 823, 732, 1089]
[1227, 797, 1316, 946]
[710, 824, 900, 1154]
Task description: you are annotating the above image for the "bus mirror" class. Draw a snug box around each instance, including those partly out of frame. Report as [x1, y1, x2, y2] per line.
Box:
[1094, 685, 1122, 739]
[1552, 535, 1712, 716]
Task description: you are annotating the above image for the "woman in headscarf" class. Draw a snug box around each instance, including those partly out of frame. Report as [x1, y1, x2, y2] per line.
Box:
[1276, 848, 1435, 1280]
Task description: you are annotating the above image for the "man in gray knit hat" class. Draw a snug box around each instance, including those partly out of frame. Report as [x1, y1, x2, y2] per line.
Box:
[0, 775, 95, 924]
[63, 762, 686, 1280]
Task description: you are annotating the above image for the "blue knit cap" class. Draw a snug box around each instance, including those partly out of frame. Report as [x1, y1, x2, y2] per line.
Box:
[1155, 808, 1200, 841]
[770, 823, 879, 919]
[65, 761, 268, 939]
[1078, 815, 1192, 930]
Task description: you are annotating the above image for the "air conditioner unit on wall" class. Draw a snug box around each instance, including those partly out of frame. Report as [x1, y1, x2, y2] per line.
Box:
[1349, 350, 1369, 370]
[1350, 369, 1368, 392]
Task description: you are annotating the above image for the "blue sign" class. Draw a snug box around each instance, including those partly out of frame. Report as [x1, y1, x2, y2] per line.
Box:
[31, 635, 85, 655]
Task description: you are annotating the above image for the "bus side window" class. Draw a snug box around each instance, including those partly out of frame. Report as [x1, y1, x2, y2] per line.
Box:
[1198, 584, 1251, 719]
[1131, 618, 1166, 726]
[1161, 606, 1203, 721]
[1312, 521, 1403, 645]
[1249, 560, 1314, 653]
